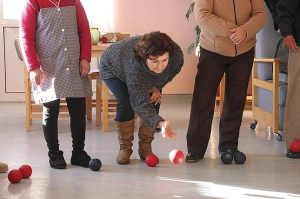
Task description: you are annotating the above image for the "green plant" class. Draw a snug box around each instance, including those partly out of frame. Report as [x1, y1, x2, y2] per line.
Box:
[186, 0, 201, 54]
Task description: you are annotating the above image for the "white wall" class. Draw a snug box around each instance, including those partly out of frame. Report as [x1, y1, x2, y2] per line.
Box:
[114, 0, 198, 94]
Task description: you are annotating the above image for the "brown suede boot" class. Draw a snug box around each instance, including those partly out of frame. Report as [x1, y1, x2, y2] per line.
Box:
[0, 162, 8, 173]
[138, 121, 156, 160]
[116, 119, 135, 165]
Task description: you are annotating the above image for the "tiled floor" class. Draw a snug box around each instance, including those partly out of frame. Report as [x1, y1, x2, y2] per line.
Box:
[0, 96, 299, 199]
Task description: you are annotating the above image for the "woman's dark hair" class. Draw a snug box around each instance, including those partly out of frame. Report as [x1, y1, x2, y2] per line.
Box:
[134, 31, 178, 62]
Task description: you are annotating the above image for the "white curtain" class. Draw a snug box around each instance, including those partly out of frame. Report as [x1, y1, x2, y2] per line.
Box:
[2, 0, 114, 33]
[2, 0, 23, 20]
[81, 0, 114, 33]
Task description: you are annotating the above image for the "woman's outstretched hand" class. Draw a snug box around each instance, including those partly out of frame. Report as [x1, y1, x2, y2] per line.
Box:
[158, 121, 178, 139]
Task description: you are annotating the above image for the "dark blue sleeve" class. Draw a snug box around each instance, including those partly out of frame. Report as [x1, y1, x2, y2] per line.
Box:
[277, 0, 300, 37]
[125, 67, 164, 132]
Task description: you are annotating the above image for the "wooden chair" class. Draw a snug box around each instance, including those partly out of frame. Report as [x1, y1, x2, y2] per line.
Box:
[251, 58, 280, 139]
[15, 39, 70, 132]
[250, 33, 289, 141]
[86, 70, 117, 131]
[87, 33, 130, 132]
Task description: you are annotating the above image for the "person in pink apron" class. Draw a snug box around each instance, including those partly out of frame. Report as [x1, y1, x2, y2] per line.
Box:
[20, 0, 93, 169]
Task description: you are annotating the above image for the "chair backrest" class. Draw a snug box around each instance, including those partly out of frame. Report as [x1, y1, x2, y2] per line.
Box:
[14, 39, 23, 61]
[274, 38, 289, 74]
[255, 5, 283, 81]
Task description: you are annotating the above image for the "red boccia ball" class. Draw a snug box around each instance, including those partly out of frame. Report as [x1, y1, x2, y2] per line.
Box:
[290, 140, 300, 153]
[145, 154, 159, 167]
[19, 165, 32, 178]
[8, 169, 23, 183]
[169, 149, 185, 164]
[101, 37, 108, 43]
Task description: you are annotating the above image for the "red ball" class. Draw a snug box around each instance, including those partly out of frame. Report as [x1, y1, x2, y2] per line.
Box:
[290, 140, 300, 153]
[8, 169, 23, 183]
[101, 37, 108, 43]
[169, 149, 185, 164]
[145, 154, 159, 167]
[19, 165, 32, 178]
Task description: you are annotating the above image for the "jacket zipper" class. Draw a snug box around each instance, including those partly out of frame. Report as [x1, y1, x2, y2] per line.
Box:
[232, 0, 237, 56]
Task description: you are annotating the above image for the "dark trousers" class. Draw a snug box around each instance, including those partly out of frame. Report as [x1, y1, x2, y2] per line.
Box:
[104, 77, 160, 122]
[43, 97, 86, 152]
[186, 47, 254, 157]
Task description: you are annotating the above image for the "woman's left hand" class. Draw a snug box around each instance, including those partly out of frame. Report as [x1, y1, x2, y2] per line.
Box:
[79, 59, 91, 77]
[230, 27, 247, 45]
[148, 87, 162, 105]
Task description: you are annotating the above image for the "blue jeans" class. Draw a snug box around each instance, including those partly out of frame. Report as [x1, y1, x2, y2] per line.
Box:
[104, 77, 160, 122]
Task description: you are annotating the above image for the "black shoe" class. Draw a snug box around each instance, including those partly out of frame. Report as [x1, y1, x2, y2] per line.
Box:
[48, 150, 67, 169]
[286, 149, 300, 158]
[185, 152, 202, 163]
[71, 151, 91, 168]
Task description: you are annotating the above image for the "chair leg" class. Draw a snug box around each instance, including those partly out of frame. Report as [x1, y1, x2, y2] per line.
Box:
[96, 81, 102, 126]
[86, 74, 92, 120]
[86, 96, 92, 120]
[26, 117, 30, 132]
[102, 81, 109, 132]
[25, 80, 31, 132]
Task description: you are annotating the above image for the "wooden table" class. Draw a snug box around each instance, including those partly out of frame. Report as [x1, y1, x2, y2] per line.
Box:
[91, 43, 111, 57]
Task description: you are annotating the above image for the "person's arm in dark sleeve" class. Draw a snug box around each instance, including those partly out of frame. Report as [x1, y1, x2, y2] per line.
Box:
[126, 71, 164, 132]
[277, 0, 300, 37]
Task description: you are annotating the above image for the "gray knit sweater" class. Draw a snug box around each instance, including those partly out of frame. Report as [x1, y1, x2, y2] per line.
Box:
[99, 36, 184, 132]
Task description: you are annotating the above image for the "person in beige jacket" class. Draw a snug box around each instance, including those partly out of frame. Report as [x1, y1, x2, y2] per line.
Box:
[186, 0, 267, 163]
